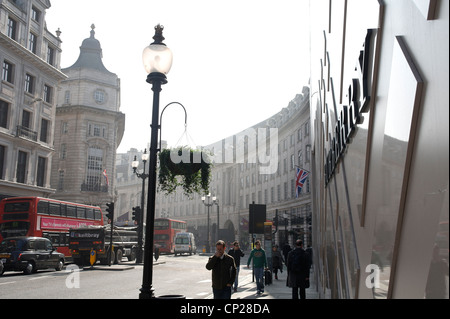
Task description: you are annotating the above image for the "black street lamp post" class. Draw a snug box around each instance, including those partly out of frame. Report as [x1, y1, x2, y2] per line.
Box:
[283, 212, 289, 245]
[139, 24, 173, 299]
[214, 199, 219, 243]
[132, 149, 149, 264]
[201, 193, 217, 253]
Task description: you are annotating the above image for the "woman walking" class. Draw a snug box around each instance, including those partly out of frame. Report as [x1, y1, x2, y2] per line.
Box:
[272, 245, 284, 280]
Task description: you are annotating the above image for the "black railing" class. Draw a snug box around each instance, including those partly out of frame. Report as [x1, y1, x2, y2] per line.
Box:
[16, 125, 37, 142]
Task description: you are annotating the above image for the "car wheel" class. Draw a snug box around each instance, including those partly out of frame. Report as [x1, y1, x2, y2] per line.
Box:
[109, 250, 115, 265]
[23, 261, 35, 275]
[127, 249, 136, 261]
[55, 259, 64, 271]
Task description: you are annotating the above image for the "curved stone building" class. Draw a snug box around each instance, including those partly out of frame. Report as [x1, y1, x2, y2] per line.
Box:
[155, 87, 312, 252]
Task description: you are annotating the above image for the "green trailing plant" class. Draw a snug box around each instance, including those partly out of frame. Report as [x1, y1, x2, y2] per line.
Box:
[158, 147, 212, 196]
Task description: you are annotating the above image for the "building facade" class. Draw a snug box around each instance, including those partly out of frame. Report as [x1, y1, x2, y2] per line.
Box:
[114, 148, 149, 226]
[309, 0, 448, 298]
[50, 25, 125, 212]
[154, 89, 312, 252]
[0, 0, 65, 199]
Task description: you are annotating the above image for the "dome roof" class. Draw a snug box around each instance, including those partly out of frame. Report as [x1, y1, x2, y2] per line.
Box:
[81, 28, 102, 51]
[63, 24, 114, 75]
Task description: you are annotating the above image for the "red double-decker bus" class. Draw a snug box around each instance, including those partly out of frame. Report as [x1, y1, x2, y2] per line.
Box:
[0, 197, 103, 261]
[154, 218, 187, 254]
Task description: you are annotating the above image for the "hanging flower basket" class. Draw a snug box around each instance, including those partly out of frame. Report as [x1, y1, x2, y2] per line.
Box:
[158, 147, 211, 196]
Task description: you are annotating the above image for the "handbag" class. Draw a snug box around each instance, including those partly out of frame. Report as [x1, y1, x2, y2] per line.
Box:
[305, 278, 310, 288]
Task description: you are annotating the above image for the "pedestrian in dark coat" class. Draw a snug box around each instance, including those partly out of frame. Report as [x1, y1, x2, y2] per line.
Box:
[228, 241, 245, 292]
[206, 240, 237, 299]
[286, 239, 311, 299]
[271, 245, 284, 280]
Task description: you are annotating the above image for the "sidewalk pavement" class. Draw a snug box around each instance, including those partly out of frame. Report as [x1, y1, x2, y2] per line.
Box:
[207, 265, 319, 300]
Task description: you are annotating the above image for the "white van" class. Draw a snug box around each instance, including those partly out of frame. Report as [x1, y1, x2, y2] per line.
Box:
[174, 232, 196, 256]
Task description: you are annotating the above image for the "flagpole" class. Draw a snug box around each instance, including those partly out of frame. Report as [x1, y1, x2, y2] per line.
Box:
[294, 165, 310, 174]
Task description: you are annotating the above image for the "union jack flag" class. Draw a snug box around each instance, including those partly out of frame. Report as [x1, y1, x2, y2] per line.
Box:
[295, 167, 310, 198]
[103, 169, 109, 186]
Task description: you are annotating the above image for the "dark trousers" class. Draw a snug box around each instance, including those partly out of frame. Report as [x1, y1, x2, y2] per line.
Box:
[213, 286, 232, 299]
[273, 266, 282, 275]
[292, 286, 306, 299]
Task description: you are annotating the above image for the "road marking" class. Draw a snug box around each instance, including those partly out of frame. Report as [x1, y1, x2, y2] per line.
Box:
[197, 279, 211, 283]
[29, 275, 50, 281]
[0, 281, 16, 286]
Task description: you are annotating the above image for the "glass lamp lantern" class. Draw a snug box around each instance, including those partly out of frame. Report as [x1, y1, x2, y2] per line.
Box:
[142, 149, 149, 162]
[142, 24, 173, 75]
[132, 156, 139, 172]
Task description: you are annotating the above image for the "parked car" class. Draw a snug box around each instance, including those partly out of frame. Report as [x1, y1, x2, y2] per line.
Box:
[0, 237, 65, 275]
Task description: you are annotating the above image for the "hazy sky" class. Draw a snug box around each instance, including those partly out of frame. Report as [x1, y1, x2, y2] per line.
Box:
[45, 0, 311, 153]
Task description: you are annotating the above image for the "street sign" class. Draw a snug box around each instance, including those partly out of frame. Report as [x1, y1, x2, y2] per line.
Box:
[90, 249, 96, 266]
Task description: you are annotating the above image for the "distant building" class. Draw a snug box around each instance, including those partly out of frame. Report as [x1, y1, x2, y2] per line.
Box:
[50, 25, 125, 214]
[115, 142, 166, 226]
[155, 90, 312, 251]
[0, 0, 66, 199]
[115, 148, 146, 226]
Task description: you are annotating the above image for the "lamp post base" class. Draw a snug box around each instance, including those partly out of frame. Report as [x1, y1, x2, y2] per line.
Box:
[139, 287, 155, 299]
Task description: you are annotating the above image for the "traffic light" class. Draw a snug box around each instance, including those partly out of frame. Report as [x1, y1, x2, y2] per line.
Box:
[132, 206, 141, 222]
[105, 202, 114, 222]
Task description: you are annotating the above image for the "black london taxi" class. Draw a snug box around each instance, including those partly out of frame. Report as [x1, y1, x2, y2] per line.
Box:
[0, 237, 65, 275]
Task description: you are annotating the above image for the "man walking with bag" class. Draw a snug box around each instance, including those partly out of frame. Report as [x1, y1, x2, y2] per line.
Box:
[247, 240, 268, 295]
[287, 239, 311, 299]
